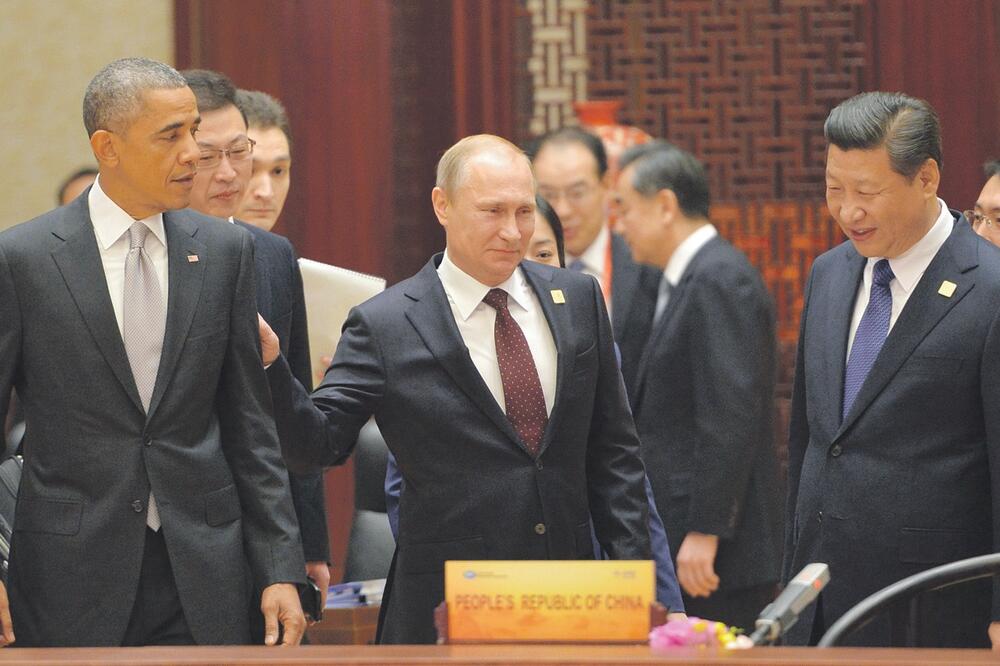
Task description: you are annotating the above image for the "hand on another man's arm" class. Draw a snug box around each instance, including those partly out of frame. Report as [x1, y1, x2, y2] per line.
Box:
[0, 582, 14, 646]
[258, 314, 280, 366]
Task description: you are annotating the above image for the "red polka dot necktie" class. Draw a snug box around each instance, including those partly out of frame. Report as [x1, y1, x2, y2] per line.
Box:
[483, 288, 548, 456]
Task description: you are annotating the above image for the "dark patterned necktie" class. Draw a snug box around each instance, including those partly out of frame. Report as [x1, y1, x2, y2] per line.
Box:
[483, 288, 548, 456]
[842, 259, 894, 421]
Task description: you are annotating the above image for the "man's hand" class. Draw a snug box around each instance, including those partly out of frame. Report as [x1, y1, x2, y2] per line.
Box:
[306, 561, 331, 612]
[676, 532, 720, 598]
[0, 582, 14, 646]
[666, 612, 688, 623]
[315, 355, 333, 385]
[258, 313, 280, 366]
[260, 582, 306, 646]
[989, 621, 1000, 649]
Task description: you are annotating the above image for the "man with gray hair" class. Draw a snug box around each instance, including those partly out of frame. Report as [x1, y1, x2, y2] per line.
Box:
[784, 91, 1000, 646]
[260, 134, 652, 643]
[0, 57, 307, 647]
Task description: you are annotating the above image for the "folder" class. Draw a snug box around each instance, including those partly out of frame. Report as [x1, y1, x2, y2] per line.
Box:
[298, 258, 386, 381]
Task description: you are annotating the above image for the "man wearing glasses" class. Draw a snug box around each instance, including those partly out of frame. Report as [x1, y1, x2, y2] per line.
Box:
[530, 128, 660, 393]
[182, 70, 331, 611]
[967, 160, 1000, 248]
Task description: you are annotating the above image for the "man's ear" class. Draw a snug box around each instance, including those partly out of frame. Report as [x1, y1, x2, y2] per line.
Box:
[90, 130, 119, 167]
[917, 157, 940, 198]
[656, 187, 680, 228]
[431, 187, 449, 228]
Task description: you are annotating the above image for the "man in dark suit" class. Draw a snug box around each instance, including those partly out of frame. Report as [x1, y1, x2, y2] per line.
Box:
[181, 69, 330, 603]
[784, 91, 1000, 647]
[0, 57, 306, 647]
[261, 134, 652, 643]
[615, 141, 782, 630]
[531, 128, 660, 392]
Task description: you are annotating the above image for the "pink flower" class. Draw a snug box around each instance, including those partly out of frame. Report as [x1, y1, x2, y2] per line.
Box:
[649, 616, 751, 650]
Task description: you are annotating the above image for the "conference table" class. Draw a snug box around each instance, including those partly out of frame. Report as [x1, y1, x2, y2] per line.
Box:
[0, 644, 994, 665]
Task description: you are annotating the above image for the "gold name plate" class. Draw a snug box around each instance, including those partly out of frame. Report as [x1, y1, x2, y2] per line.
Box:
[444, 560, 654, 642]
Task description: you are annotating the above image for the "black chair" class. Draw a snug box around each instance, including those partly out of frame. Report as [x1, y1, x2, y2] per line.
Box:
[341, 420, 395, 582]
[818, 553, 1000, 647]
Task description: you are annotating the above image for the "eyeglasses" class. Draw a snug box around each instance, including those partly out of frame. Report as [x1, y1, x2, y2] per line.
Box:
[537, 182, 597, 207]
[197, 138, 256, 170]
[963, 210, 997, 230]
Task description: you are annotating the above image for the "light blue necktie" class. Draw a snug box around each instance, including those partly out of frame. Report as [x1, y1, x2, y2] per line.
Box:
[842, 259, 894, 421]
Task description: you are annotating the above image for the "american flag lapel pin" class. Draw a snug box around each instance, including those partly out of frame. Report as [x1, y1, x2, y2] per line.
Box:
[187, 254, 199, 263]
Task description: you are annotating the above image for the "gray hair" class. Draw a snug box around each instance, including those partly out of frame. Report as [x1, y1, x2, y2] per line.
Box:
[83, 57, 187, 136]
[824, 91, 941, 179]
[618, 140, 711, 219]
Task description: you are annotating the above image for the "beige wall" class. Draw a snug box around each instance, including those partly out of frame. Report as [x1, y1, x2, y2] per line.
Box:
[0, 0, 173, 230]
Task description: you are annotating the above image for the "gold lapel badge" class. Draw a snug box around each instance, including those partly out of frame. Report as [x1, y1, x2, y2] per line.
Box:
[187, 254, 200, 263]
[938, 280, 956, 298]
[550, 289, 565, 304]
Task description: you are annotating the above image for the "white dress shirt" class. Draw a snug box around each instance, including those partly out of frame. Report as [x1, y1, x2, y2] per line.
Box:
[846, 199, 953, 357]
[88, 176, 169, 337]
[566, 224, 611, 317]
[437, 251, 558, 416]
[659, 223, 718, 309]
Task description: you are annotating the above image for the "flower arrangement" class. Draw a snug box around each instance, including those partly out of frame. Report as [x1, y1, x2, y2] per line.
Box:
[649, 616, 753, 650]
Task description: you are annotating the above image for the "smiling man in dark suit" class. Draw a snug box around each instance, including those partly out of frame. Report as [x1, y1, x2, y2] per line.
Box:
[615, 141, 782, 631]
[0, 57, 306, 647]
[784, 91, 1000, 647]
[181, 69, 330, 606]
[261, 134, 652, 643]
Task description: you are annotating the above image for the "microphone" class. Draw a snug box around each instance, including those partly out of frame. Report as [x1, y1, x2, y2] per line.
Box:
[750, 563, 830, 646]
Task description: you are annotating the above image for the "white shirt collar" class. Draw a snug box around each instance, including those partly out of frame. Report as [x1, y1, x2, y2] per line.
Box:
[664, 223, 718, 286]
[568, 224, 610, 275]
[872, 198, 952, 295]
[88, 176, 167, 250]
[437, 251, 532, 321]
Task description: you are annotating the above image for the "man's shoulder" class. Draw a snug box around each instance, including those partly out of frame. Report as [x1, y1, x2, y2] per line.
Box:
[235, 220, 295, 254]
[0, 203, 80, 251]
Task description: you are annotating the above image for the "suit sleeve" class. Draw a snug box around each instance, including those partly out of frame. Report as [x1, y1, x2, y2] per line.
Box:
[0, 244, 21, 451]
[982, 301, 1000, 621]
[283, 245, 330, 563]
[645, 474, 683, 611]
[584, 276, 652, 561]
[267, 304, 386, 470]
[685, 263, 776, 540]
[217, 230, 306, 588]
[783, 267, 814, 584]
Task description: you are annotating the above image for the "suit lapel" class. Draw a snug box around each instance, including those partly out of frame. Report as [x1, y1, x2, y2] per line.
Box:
[836, 221, 974, 438]
[50, 202, 144, 414]
[521, 262, 573, 456]
[403, 259, 526, 453]
[610, 233, 638, 341]
[146, 212, 206, 420]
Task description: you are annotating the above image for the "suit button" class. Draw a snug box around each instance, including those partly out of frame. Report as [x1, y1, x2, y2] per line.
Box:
[830, 444, 842, 457]
[534, 523, 546, 535]
[132, 500, 144, 513]
[817, 511, 823, 523]
[144, 438, 152, 447]
[536, 460, 543, 471]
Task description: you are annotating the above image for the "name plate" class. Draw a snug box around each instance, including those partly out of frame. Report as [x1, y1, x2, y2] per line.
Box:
[444, 560, 654, 642]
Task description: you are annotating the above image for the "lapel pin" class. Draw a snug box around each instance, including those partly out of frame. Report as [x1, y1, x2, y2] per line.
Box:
[550, 289, 565, 304]
[187, 254, 199, 263]
[938, 280, 956, 297]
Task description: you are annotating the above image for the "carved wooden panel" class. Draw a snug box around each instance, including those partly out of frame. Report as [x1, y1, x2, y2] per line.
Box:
[587, 0, 867, 202]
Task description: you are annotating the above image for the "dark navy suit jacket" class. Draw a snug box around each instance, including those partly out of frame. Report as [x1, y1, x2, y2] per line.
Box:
[784, 215, 1000, 646]
[266, 256, 652, 643]
[237, 221, 328, 563]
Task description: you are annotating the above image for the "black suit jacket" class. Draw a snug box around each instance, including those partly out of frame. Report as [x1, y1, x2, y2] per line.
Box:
[784, 215, 1000, 646]
[267, 255, 652, 643]
[609, 232, 660, 394]
[237, 221, 328, 563]
[631, 235, 782, 592]
[0, 197, 306, 646]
